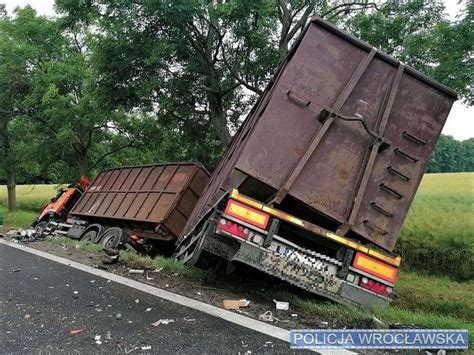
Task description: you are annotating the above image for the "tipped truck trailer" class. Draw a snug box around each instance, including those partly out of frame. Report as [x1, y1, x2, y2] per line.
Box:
[175, 17, 457, 308]
[66, 163, 209, 252]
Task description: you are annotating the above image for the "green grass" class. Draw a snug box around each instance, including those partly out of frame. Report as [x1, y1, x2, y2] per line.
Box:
[0, 184, 60, 232]
[0, 184, 60, 212]
[398, 172, 474, 280]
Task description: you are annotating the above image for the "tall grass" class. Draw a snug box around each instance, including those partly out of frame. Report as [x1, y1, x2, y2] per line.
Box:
[0, 184, 60, 212]
[398, 172, 474, 280]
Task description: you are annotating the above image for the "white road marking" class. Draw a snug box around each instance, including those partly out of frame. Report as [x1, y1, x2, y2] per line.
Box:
[0, 239, 356, 354]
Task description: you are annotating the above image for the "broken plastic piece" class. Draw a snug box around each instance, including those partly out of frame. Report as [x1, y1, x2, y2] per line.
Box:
[128, 269, 144, 274]
[273, 299, 289, 310]
[69, 329, 83, 335]
[150, 319, 175, 326]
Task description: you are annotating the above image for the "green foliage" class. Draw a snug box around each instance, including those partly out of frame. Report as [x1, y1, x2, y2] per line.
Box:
[347, 0, 473, 104]
[428, 135, 474, 173]
[0, 1, 472, 185]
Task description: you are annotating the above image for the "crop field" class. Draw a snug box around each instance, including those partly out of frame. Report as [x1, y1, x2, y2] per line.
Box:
[398, 172, 474, 280]
[1, 173, 473, 336]
[0, 184, 59, 231]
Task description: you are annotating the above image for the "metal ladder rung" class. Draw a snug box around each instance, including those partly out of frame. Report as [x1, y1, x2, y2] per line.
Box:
[363, 220, 388, 235]
[394, 148, 419, 163]
[379, 183, 403, 199]
[402, 131, 426, 146]
[387, 166, 410, 181]
[370, 202, 393, 218]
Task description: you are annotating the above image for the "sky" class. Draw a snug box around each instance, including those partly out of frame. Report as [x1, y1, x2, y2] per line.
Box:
[2, 0, 473, 140]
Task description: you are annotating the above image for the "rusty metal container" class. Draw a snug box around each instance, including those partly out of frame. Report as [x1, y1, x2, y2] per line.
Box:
[71, 163, 209, 240]
[185, 17, 456, 252]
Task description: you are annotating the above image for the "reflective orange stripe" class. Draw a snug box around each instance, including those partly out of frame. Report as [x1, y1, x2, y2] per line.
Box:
[353, 252, 398, 283]
[225, 200, 270, 229]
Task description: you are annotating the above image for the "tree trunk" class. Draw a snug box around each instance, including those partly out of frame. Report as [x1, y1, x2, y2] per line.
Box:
[207, 91, 231, 145]
[77, 153, 89, 178]
[6, 168, 16, 212]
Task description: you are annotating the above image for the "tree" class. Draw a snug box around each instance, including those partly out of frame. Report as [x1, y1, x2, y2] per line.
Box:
[428, 135, 474, 173]
[0, 7, 142, 181]
[346, 0, 473, 104]
[55, 0, 380, 154]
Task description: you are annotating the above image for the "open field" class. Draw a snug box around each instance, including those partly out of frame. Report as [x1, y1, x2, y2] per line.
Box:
[0, 184, 60, 231]
[398, 172, 474, 280]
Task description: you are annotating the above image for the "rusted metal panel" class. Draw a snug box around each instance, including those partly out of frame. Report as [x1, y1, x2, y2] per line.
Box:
[71, 163, 209, 240]
[184, 17, 456, 252]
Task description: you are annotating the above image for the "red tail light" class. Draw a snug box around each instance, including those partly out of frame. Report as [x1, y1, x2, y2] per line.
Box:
[360, 277, 393, 298]
[216, 219, 251, 240]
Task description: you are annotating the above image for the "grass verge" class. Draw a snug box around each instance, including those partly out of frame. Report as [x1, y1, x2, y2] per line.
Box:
[41, 235, 474, 346]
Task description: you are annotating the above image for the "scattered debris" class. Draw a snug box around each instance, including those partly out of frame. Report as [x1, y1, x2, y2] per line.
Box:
[69, 329, 84, 335]
[141, 346, 152, 350]
[197, 292, 201, 296]
[223, 299, 250, 310]
[240, 299, 250, 307]
[12, 269, 21, 273]
[183, 316, 195, 322]
[291, 313, 298, 318]
[134, 299, 139, 304]
[258, 311, 289, 323]
[146, 272, 154, 281]
[106, 331, 112, 340]
[234, 309, 250, 315]
[273, 299, 289, 310]
[73, 291, 79, 294]
[241, 341, 248, 348]
[373, 316, 384, 326]
[102, 254, 119, 265]
[115, 313, 122, 320]
[95, 335, 102, 345]
[145, 308, 152, 312]
[264, 341, 273, 348]
[150, 319, 175, 327]
[94, 265, 108, 271]
[128, 269, 144, 274]
[152, 268, 163, 273]
[24, 314, 31, 320]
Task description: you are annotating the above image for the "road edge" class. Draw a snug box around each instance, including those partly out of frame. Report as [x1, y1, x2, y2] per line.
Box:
[0, 239, 356, 355]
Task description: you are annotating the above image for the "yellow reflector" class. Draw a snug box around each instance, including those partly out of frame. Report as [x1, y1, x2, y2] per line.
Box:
[353, 252, 398, 283]
[225, 200, 270, 229]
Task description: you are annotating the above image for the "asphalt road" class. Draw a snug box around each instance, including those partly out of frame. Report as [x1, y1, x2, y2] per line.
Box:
[0, 243, 290, 354]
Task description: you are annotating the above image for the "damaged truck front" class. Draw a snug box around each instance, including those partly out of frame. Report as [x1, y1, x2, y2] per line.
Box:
[175, 18, 457, 308]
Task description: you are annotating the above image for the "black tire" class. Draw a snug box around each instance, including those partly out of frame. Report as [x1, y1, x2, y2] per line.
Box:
[100, 227, 127, 249]
[81, 229, 99, 243]
[78, 224, 104, 243]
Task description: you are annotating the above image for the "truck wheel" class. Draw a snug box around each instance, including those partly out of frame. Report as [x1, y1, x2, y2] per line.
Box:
[100, 227, 127, 249]
[79, 224, 104, 243]
[81, 229, 98, 243]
